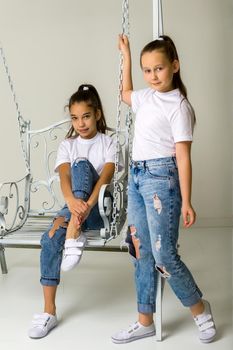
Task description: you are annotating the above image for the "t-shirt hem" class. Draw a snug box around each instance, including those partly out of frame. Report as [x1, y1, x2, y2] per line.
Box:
[174, 136, 193, 143]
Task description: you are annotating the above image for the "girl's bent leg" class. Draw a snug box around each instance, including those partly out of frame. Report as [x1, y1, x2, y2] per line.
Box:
[71, 159, 99, 200]
[69, 159, 104, 231]
[40, 218, 67, 286]
[142, 169, 203, 308]
[111, 168, 156, 344]
[127, 171, 158, 316]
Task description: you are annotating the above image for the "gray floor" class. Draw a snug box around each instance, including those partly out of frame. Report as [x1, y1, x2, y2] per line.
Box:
[0, 227, 232, 350]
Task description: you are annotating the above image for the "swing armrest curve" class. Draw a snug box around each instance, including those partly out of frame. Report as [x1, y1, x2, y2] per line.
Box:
[98, 183, 113, 240]
[0, 174, 31, 235]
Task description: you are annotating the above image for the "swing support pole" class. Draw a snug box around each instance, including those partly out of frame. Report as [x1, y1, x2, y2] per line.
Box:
[152, 0, 165, 342]
[153, 0, 164, 39]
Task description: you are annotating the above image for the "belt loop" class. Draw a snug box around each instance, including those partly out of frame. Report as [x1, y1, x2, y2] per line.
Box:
[143, 160, 146, 169]
[172, 156, 177, 167]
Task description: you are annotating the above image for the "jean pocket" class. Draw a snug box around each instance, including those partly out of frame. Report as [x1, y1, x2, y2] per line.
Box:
[146, 166, 170, 180]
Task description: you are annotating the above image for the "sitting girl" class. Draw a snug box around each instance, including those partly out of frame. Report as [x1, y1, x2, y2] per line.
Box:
[29, 84, 122, 338]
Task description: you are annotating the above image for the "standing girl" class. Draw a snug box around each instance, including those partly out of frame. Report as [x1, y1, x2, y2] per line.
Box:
[111, 35, 216, 344]
[29, 84, 120, 338]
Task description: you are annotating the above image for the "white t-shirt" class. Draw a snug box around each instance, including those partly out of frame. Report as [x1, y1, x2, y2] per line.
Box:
[55, 132, 123, 175]
[131, 88, 195, 161]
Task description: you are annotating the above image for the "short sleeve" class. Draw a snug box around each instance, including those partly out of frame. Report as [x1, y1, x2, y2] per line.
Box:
[54, 140, 71, 172]
[170, 100, 195, 143]
[131, 88, 151, 114]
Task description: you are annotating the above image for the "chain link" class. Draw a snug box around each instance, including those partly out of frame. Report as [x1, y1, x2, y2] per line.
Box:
[0, 46, 30, 173]
[110, 0, 131, 236]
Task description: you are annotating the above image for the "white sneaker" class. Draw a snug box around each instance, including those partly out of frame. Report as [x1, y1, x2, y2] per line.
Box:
[61, 233, 87, 272]
[28, 313, 58, 339]
[194, 300, 216, 343]
[111, 321, 155, 344]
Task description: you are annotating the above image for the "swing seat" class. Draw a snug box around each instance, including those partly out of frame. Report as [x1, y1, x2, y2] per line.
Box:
[0, 119, 129, 274]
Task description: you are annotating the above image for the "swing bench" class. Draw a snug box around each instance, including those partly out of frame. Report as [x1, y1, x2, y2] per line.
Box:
[0, 118, 129, 271]
[0, 0, 166, 341]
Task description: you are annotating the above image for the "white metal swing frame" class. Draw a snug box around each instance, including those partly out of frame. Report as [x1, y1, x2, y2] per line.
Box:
[0, 0, 166, 341]
[0, 0, 131, 270]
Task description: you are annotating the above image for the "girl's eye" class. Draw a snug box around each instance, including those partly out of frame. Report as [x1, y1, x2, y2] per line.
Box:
[156, 67, 163, 71]
[144, 69, 151, 74]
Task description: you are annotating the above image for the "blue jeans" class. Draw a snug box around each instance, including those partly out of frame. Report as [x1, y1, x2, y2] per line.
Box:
[127, 157, 202, 314]
[40, 159, 104, 286]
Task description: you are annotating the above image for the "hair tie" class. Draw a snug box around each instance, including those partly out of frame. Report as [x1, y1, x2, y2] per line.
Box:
[83, 86, 89, 91]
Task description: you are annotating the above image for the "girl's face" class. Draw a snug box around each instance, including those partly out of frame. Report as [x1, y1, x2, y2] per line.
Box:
[70, 101, 100, 139]
[141, 50, 179, 93]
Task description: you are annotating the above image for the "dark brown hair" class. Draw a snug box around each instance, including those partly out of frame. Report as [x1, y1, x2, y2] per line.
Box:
[66, 84, 107, 138]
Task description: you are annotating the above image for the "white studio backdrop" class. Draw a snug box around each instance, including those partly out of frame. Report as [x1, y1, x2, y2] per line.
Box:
[0, 0, 232, 227]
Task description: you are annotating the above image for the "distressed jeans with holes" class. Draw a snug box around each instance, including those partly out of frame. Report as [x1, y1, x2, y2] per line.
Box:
[127, 157, 202, 314]
[40, 159, 103, 286]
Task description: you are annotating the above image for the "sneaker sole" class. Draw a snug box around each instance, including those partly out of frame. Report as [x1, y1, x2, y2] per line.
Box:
[111, 330, 156, 344]
[200, 334, 216, 344]
[29, 322, 58, 339]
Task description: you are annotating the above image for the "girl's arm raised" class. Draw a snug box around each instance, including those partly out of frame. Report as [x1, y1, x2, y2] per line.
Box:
[118, 34, 133, 106]
[175, 142, 196, 228]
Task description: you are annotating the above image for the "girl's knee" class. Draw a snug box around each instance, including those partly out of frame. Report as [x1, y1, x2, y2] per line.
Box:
[48, 216, 67, 238]
[41, 218, 67, 252]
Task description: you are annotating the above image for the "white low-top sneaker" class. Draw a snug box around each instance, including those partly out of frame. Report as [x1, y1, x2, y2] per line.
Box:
[194, 300, 216, 343]
[28, 313, 58, 339]
[111, 321, 155, 344]
[61, 233, 87, 272]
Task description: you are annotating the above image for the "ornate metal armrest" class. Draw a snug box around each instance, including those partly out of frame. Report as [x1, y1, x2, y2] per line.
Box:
[98, 183, 113, 240]
[0, 196, 8, 234]
[0, 174, 31, 235]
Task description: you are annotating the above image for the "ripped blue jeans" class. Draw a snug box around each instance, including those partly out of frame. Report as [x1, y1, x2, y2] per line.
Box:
[127, 157, 202, 314]
[40, 159, 103, 286]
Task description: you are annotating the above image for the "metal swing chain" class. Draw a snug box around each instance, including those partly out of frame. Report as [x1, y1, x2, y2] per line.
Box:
[0, 46, 30, 173]
[110, 0, 130, 236]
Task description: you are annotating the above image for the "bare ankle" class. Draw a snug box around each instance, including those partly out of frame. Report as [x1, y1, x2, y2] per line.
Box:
[190, 300, 205, 317]
[66, 226, 81, 239]
[44, 306, 56, 316]
[139, 313, 153, 327]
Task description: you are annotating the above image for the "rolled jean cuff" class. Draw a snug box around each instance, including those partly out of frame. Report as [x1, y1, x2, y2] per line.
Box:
[180, 289, 203, 307]
[40, 277, 60, 286]
[138, 302, 155, 314]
